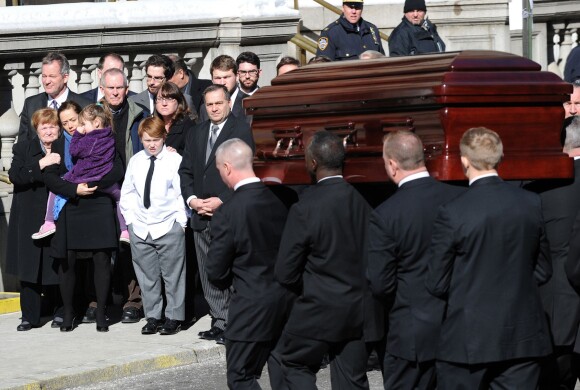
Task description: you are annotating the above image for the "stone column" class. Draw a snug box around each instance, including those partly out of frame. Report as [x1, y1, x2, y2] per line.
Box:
[0, 69, 19, 170]
[71, 57, 98, 94]
[23, 62, 42, 98]
[126, 54, 150, 93]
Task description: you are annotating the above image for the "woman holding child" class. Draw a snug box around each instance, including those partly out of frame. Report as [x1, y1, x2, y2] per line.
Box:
[44, 103, 124, 332]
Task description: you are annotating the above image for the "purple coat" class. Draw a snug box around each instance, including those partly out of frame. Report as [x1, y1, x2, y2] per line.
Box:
[63, 127, 115, 183]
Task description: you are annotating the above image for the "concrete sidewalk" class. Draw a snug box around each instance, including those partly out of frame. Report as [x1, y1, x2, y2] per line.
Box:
[0, 311, 224, 390]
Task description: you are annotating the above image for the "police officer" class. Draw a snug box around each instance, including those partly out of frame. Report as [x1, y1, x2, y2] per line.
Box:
[389, 0, 446, 57]
[316, 0, 384, 61]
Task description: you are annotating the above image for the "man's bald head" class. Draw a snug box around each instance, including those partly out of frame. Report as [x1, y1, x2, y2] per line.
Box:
[215, 138, 255, 188]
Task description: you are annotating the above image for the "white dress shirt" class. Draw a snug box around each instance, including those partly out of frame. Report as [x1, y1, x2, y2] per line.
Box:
[47, 88, 70, 109]
[120, 145, 188, 240]
[398, 171, 430, 187]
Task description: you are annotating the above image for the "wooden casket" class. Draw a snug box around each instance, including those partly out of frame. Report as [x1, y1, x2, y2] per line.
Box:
[244, 50, 573, 184]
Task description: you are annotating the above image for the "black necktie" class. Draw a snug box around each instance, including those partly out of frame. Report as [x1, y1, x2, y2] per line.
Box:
[206, 124, 219, 163]
[143, 156, 156, 209]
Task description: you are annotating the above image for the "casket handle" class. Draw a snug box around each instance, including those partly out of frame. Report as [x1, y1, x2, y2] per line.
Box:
[381, 117, 415, 133]
[325, 122, 357, 147]
[272, 126, 303, 157]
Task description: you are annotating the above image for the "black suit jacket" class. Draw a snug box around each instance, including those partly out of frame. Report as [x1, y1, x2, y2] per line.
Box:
[207, 181, 291, 341]
[18, 91, 91, 142]
[187, 74, 212, 115]
[198, 87, 250, 124]
[368, 176, 464, 362]
[426, 176, 553, 364]
[178, 115, 255, 231]
[79, 87, 136, 103]
[275, 177, 371, 342]
[525, 160, 580, 348]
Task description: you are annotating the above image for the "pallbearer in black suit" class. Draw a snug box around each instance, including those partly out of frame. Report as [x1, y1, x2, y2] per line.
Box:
[206, 138, 290, 389]
[426, 127, 553, 389]
[525, 116, 580, 389]
[367, 131, 464, 389]
[179, 84, 255, 345]
[275, 131, 372, 389]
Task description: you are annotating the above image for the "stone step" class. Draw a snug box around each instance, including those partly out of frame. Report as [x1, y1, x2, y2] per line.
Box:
[0, 292, 20, 314]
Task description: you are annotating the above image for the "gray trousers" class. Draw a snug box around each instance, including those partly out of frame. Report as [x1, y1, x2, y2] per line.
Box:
[193, 224, 231, 330]
[129, 222, 186, 321]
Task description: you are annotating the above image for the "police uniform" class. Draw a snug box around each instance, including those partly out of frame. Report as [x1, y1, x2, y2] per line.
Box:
[316, 15, 384, 61]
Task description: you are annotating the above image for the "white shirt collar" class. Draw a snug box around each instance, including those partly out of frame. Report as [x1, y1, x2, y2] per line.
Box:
[143, 145, 167, 160]
[230, 87, 240, 109]
[318, 175, 343, 183]
[469, 172, 499, 186]
[234, 177, 261, 191]
[574, 156, 580, 160]
[398, 171, 430, 188]
[47, 88, 70, 107]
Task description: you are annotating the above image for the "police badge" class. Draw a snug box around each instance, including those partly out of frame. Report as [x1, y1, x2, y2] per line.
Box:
[318, 37, 329, 51]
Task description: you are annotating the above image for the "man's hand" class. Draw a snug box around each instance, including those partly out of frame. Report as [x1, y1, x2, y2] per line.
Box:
[198, 197, 223, 216]
[188, 198, 205, 212]
[76, 182, 97, 196]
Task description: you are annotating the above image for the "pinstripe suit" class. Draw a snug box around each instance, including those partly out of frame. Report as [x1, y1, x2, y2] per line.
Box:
[178, 115, 254, 330]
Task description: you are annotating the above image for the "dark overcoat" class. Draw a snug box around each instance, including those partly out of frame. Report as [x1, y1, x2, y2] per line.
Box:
[5, 136, 61, 284]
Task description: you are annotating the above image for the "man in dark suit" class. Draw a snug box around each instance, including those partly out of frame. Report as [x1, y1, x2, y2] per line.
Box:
[18, 52, 90, 142]
[179, 84, 255, 345]
[80, 53, 136, 103]
[198, 55, 250, 124]
[528, 115, 580, 389]
[206, 138, 290, 389]
[168, 55, 212, 117]
[425, 127, 553, 389]
[367, 130, 464, 389]
[274, 131, 371, 389]
[129, 54, 174, 115]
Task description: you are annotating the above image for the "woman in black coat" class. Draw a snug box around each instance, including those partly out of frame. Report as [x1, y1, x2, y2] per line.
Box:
[155, 82, 195, 155]
[6, 108, 63, 331]
[44, 108, 124, 332]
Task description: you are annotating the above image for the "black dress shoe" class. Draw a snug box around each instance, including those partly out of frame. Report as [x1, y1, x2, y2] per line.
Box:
[141, 318, 162, 335]
[159, 319, 181, 335]
[215, 334, 226, 345]
[51, 316, 63, 328]
[199, 326, 223, 341]
[60, 319, 77, 332]
[17, 321, 33, 331]
[96, 324, 109, 332]
[82, 306, 97, 323]
[121, 306, 143, 323]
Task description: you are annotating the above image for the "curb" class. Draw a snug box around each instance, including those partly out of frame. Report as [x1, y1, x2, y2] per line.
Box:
[0, 293, 20, 315]
[4, 343, 225, 390]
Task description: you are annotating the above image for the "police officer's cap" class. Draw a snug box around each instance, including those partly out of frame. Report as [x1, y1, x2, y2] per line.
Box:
[343, 0, 363, 8]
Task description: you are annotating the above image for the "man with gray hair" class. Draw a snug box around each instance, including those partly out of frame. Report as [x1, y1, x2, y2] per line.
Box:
[368, 130, 463, 389]
[526, 115, 580, 390]
[426, 127, 552, 389]
[18, 51, 90, 142]
[207, 138, 290, 389]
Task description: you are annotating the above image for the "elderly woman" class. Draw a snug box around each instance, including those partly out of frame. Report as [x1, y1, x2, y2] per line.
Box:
[6, 108, 64, 331]
[155, 82, 195, 154]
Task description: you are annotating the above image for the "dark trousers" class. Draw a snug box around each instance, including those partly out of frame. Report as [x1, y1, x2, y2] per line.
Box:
[384, 354, 436, 390]
[437, 358, 541, 390]
[116, 245, 142, 310]
[20, 281, 61, 326]
[225, 339, 279, 390]
[539, 346, 579, 390]
[274, 331, 369, 390]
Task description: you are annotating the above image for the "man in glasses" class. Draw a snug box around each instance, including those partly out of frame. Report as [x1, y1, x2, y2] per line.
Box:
[316, 0, 384, 61]
[130, 54, 174, 114]
[236, 52, 262, 96]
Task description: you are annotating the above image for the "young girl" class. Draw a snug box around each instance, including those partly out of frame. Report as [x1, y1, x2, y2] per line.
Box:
[32, 103, 129, 243]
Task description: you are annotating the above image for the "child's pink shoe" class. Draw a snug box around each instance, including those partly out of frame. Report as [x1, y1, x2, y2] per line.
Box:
[119, 230, 130, 244]
[32, 221, 56, 240]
